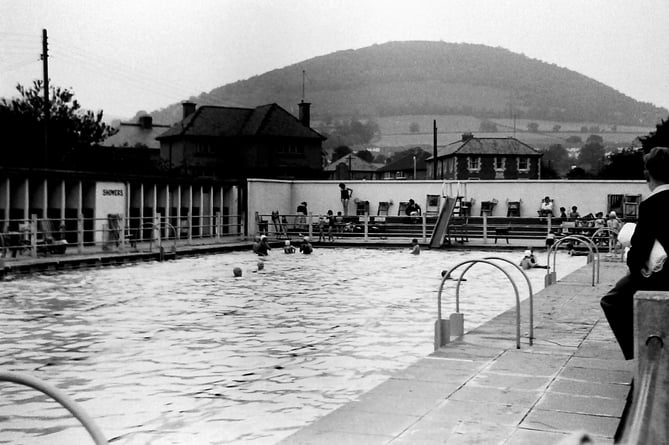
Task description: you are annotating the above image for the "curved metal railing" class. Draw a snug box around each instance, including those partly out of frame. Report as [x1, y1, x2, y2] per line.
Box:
[0, 371, 108, 444]
[546, 234, 599, 286]
[437, 258, 525, 349]
[591, 227, 623, 259]
[483, 256, 535, 345]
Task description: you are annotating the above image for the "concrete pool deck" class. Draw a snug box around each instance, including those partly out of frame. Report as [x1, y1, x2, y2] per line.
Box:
[279, 261, 632, 445]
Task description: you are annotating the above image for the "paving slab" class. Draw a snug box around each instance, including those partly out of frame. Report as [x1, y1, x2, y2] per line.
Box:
[279, 262, 633, 444]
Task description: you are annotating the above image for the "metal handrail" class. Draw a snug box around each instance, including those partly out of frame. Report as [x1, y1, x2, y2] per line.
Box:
[438, 258, 523, 349]
[0, 371, 108, 444]
[483, 256, 535, 345]
[591, 227, 624, 259]
[161, 221, 178, 253]
[547, 234, 599, 286]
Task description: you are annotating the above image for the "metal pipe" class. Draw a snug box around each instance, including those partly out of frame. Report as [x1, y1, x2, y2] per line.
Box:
[0, 371, 108, 444]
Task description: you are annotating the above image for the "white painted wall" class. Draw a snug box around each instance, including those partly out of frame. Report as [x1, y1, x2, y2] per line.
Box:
[95, 181, 126, 242]
[247, 179, 649, 220]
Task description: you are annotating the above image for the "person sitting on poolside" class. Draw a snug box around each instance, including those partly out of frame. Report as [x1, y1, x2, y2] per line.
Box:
[284, 240, 296, 254]
[520, 247, 548, 270]
[410, 238, 420, 255]
[299, 236, 313, 254]
[538, 196, 554, 217]
[405, 199, 421, 217]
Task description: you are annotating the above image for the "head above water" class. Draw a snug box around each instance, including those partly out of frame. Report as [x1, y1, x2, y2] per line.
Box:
[284, 240, 291, 246]
[233, 267, 242, 277]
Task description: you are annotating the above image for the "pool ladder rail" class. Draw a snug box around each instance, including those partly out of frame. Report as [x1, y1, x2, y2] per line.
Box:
[0, 371, 108, 444]
[436, 256, 533, 351]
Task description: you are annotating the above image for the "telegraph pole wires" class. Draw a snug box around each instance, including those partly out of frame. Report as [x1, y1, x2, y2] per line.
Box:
[41, 28, 49, 166]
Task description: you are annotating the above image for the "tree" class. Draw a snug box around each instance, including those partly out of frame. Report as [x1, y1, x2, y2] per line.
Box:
[0, 81, 116, 168]
[640, 116, 669, 153]
[409, 122, 420, 133]
[599, 147, 645, 179]
[355, 149, 374, 163]
[578, 134, 606, 174]
[552, 124, 562, 132]
[479, 120, 498, 132]
[565, 135, 582, 145]
[527, 122, 539, 132]
[541, 144, 570, 176]
[332, 145, 352, 162]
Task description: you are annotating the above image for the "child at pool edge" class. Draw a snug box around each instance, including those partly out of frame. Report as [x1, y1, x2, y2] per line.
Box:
[520, 247, 548, 270]
[410, 238, 420, 255]
[284, 240, 295, 254]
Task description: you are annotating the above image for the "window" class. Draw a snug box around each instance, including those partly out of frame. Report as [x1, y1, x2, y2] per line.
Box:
[278, 143, 305, 155]
[495, 157, 505, 170]
[196, 142, 213, 154]
[518, 157, 529, 171]
[468, 157, 480, 171]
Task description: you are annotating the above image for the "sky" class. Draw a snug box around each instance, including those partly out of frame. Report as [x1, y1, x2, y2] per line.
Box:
[1, 0, 668, 120]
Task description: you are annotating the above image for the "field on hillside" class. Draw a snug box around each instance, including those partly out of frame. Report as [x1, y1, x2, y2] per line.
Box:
[370, 115, 654, 150]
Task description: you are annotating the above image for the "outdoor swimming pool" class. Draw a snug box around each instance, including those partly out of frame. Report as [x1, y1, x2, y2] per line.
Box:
[0, 248, 586, 444]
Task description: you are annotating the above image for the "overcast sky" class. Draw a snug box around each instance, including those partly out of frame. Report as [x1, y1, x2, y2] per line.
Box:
[1, 0, 668, 120]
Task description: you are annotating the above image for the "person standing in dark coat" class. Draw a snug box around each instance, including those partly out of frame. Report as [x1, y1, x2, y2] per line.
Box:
[600, 146, 669, 360]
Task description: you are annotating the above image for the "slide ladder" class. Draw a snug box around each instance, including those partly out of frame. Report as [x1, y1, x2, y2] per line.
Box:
[429, 196, 458, 248]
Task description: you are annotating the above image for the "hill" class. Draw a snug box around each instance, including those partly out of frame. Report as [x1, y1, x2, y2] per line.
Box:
[145, 41, 667, 128]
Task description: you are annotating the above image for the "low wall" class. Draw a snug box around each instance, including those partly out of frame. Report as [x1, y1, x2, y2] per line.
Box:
[247, 178, 647, 220]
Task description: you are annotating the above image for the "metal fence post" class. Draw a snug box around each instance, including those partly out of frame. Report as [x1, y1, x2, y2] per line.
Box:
[363, 213, 368, 241]
[422, 214, 427, 242]
[77, 213, 84, 254]
[30, 215, 37, 258]
[215, 211, 221, 241]
[187, 213, 192, 245]
[483, 213, 488, 243]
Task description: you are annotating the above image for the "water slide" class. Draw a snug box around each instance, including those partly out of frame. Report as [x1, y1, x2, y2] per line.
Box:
[429, 196, 457, 248]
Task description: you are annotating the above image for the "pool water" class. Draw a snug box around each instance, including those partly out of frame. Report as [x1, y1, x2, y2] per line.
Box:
[0, 248, 586, 444]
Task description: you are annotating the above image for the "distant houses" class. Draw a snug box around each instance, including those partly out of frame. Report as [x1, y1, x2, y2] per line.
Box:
[156, 101, 326, 180]
[426, 133, 543, 180]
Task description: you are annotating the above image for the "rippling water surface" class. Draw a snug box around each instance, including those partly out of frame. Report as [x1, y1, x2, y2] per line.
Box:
[0, 248, 586, 444]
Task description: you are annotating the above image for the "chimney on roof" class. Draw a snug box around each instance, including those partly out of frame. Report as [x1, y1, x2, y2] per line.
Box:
[182, 101, 196, 120]
[138, 115, 153, 129]
[298, 101, 311, 127]
[462, 132, 474, 142]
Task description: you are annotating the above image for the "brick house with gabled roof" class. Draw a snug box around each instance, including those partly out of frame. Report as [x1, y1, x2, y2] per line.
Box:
[375, 149, 429, 180]
[157, 101, 326, 179]
[324, 154, 384, 180]
[426, 133, 543, 180]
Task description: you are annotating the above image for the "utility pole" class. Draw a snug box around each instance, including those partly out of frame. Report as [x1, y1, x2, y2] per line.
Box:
[433, 120, 437, 179]
[41, 28, 49, 166]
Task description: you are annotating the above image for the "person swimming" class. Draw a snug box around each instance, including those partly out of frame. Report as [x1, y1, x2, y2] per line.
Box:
[284, 240, 296, 254]
[299, 236, 313, 254]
